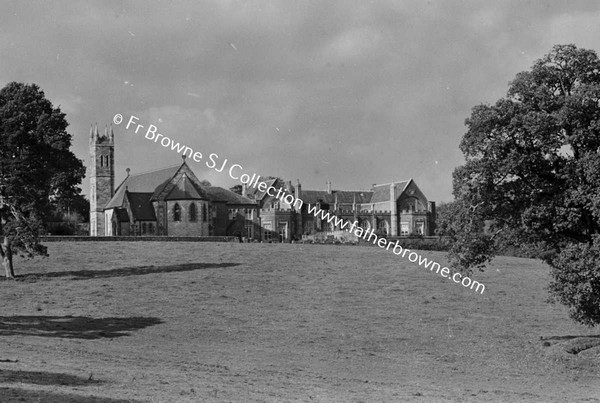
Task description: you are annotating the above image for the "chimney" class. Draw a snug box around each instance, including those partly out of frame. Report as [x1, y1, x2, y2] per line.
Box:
[295, 179, 302, 200]
[242, 183, 248, 197]
[327, 181, 332, 194]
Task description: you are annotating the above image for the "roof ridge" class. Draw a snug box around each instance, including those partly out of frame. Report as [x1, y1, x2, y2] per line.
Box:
[372, 180, 410, 187]
[127, 164, 181, 177]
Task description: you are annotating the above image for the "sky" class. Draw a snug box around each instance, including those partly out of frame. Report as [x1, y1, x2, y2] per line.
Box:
[2, 1, 600, 203]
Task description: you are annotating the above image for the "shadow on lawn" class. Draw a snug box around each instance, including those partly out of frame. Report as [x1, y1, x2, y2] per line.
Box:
[0, 369, 103, 386]
[0, 387, 142, 403]
[541, 335, 600, 341]
[0, 315, 163, 339]
[16, 262, 240, 281]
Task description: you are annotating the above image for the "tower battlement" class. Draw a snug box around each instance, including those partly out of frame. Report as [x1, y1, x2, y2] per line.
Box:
[89, 123, 115, 236]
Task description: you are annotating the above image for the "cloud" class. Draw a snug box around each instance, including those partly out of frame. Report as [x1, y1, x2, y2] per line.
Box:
[2, 1, 600, 201]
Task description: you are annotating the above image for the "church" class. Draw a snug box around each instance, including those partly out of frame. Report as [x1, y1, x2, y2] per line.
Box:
[89, 125, 436, 240]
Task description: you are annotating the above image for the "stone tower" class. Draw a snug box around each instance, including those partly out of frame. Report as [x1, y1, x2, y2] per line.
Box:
[89, 124, 114, 236]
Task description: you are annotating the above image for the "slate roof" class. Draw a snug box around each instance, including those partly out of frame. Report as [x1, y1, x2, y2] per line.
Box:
[114, 208, 130, 222]
[164, 174, 205, 200]
[127, 192, 156, 220]
[205, 187, 255, 205]
[300, 190, 373, 205]
[300, 190, 335, 204]
[369, 180, 410, 203]
[245, 178, 279, 201]
[105, 165, 180, 209]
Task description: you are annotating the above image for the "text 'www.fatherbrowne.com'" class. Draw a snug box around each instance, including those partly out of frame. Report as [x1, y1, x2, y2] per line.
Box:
[113, 113, 485, 294]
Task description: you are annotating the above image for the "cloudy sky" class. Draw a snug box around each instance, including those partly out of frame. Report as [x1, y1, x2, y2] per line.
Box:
[2, 1, 600, 202]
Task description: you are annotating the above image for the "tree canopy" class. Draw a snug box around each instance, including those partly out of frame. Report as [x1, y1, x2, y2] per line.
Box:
[0, 82, 85, 277]
[448, 44, 600, 325]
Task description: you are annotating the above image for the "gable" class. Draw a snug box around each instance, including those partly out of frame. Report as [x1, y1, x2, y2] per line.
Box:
[370, 181, 410, 203]
[165, 174, 204, 200]
[150, 161, 208, 202]
[398, 179, 428, 206]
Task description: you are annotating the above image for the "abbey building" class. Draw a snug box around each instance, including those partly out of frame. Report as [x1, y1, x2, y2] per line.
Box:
[89, 125, 436, 240]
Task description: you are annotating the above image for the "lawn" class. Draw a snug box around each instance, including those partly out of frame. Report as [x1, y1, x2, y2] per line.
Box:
[0, 241, 599, 402]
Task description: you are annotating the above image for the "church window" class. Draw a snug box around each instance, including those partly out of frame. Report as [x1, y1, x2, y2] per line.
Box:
[173, 203, 181, 221]
[189, 203, 197, 222]
[202, 203, 208, 222]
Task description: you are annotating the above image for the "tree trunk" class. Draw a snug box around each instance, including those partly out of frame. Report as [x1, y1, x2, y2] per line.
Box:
[1, 237, 14, 279]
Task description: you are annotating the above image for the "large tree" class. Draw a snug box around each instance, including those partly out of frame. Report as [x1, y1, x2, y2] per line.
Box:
[449, 44, 600, 325]
[0, 82, 85, 278]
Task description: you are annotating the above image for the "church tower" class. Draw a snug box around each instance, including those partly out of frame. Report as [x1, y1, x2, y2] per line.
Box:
[89, 124, 114, 236]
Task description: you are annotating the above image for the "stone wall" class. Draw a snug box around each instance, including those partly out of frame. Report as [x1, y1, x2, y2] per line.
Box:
[41, 235, 237, 242]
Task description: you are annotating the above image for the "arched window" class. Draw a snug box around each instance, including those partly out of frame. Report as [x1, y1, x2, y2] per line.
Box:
[173, 203, 181, 221]
[189, 203, 197, 222]
[202, 203, 208, 222]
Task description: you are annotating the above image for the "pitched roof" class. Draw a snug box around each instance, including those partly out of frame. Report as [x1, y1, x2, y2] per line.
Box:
[300, 190, 373, 205]
[105, 165, 180, 209]
[205, 187, 256, 205]
[127, 192, 156, 220]
[334, 190, 372, 204]
[245, 178, 279, 201]
[300, 190, 335, 205]
[165, 174, 204, 200]
[369, 180, 410, 203]
[114, 208, 129, 222]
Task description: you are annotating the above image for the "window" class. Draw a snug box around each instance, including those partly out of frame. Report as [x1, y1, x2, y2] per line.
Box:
[401, 222, 409, 236]
[142, 222, 147, 234]
[148, 223, 154, 234]
[263, 222, 273, 242]
[189, 203, 197, 222]
[246, 224, 253, 239]
[278, 222, 288, 242]
[173, 203, 181, 221]
[416, 222, 424, 235]
[378, 220, 389, 235]
[202, 203, 208, 222]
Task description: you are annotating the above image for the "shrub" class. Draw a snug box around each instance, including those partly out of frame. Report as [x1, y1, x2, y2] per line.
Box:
[548, 236, 600, 327]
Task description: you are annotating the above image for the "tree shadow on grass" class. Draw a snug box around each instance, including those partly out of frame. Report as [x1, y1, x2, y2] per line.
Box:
[541, 335, 600, 341]
[0, 316, 163, 339]
[0, 387, 142, 403]
[0, 369, 103, 386]
[15, 262, 240, 281]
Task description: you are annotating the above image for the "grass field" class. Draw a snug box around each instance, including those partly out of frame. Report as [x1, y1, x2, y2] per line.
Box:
[1, 241, 599, 402]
